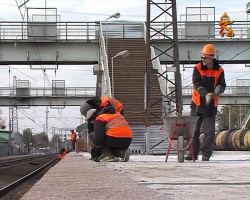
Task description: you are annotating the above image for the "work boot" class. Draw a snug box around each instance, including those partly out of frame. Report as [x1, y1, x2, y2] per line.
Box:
[120, 148, 131, 162]
[100, 156, 119, 162]
[202, 156, 210, 161]
[184, 154, 198, 161]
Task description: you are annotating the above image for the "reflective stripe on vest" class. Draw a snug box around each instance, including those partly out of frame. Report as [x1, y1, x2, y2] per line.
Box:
[96, 113, 132, 138]
[101, 96, 122, 112]
[192, 63, 223, 107]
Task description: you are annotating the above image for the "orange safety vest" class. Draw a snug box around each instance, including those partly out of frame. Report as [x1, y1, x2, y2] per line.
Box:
[96, 112, 132, 138]
[101, 96, 123, 113]
[70, 132, 76, 141]
[58, 151, 67, 160]
[192, 63, 223, 107]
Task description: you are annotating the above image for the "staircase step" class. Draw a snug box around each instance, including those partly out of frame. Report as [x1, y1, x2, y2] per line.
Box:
[107, 38, 162, 125]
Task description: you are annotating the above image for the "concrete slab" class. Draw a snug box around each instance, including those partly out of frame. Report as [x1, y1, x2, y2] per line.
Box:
[81, 151, 249, 200]
[21, 151, 249, 200]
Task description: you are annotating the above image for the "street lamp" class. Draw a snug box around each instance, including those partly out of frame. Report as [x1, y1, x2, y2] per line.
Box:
[111, 50, 129, 97]
[238, 114, 243, 129]
[106, 12, 121, 56]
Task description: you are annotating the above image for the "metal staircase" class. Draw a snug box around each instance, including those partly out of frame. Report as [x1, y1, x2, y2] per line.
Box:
[107, 38, 162, 125]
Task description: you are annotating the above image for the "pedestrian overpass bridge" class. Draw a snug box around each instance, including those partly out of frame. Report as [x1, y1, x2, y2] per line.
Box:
[0, 21, 249, 65]
[0, 20, 249, 109]
[0, 86, 248, 107]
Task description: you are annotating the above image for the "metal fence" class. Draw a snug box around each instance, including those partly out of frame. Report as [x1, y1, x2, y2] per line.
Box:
[0, 21, 249, 41]
[169, 86, 250, 95]
[0, 87, 96, 97]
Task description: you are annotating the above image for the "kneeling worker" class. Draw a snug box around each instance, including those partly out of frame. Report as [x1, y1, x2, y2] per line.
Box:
[86, 106, 132, 162]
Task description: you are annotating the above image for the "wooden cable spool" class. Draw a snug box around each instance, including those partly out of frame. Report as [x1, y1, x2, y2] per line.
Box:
[221, 130, 234, 150]
[227, 130, 237, 150]
[214, 132, 220, 150]
[215, 130, 227, 150]
[244, 130, 250, 149]
[232, 129, 244, 150]
[240, 129, 248, 150]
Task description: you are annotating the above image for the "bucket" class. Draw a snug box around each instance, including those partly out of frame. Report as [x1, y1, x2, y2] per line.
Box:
[162, 116, 199, 139]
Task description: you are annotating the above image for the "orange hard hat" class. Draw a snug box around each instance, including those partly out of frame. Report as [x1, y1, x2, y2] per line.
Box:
[201, 44, 215, 55]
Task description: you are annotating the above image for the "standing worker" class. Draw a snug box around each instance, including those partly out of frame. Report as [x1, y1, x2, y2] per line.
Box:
[86, 106, 132, 162]
[185, 44, 226, 161]
[70, 129, 77, 151]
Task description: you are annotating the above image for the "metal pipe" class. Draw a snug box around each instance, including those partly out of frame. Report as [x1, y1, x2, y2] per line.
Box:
[145, 0, 151, 155]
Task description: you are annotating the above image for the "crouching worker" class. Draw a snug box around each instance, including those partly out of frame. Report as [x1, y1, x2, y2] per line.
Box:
[58, 148, 67, 161]
[86, 106, 132, 162]
[80, 96, 124, 141]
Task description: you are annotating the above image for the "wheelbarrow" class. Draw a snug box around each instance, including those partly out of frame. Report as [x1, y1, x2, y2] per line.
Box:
[161, 115, 199, 163]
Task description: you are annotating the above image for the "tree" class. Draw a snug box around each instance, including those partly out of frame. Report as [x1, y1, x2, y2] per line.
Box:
[51, 133, 62, 151]
[217, 105, 249, 131]
[22, 128, 33, 148]
[0, 109, 6, 129]
[36, 132, 49, 149]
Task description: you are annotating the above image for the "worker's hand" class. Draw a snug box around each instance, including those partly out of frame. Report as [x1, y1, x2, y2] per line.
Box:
[214, 85, 223, 96]
[205, 93, 214, 105]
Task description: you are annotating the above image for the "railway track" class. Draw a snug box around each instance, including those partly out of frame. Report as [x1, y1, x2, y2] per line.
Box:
[0, 154, 58, 199]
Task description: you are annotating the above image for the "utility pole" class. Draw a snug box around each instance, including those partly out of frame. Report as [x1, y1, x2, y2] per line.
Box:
[145, 0, 182, 154]
[145, 0, 151, 155]
[45, 106, 49, 136]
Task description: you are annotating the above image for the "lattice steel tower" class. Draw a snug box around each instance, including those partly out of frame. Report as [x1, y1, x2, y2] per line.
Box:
[9, 76, 18, 132]
[145, 0, 183, 124]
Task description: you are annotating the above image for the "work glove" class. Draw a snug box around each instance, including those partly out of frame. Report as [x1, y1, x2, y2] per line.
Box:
[214, 85, 223, 96]
[205, 93, 214, 105]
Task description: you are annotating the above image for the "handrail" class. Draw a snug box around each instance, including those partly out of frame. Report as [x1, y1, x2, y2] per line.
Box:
[0, 86, 247, 97]
[0, 87, 96, 97]
[169, 86, 250, 96]
[99, 23, 111, 96]
[0, 21, 249, 41]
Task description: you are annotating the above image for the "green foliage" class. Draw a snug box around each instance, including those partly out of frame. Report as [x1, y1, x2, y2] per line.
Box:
[22, 129, 50, 149]
[22, 128, 33, 147]
[217, 105, 249, 131]
[35, 131, 49, 148]
[0, 109, 5, 128]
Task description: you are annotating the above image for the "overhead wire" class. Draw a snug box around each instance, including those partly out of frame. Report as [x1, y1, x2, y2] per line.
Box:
[19, 109, 44, 128]
[9, 65, 44, 84]
[14, 0, 52, 87]
[5, 1, 248, 132]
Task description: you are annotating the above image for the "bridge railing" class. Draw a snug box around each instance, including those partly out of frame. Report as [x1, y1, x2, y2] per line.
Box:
[150, 21, 249, 40]
[169, 86, 249, 95]
[0, 87, 96, 97]
[0, 21, 99, 41]
[1, 21, 248, 41]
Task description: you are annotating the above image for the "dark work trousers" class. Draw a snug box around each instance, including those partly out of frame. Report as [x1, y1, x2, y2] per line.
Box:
[101, 145, 126, 158]
[191, 110, 216, 157]
[71, 140, 76, 150]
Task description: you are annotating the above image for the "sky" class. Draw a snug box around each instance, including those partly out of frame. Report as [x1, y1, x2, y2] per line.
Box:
[0, 0, 249, 138]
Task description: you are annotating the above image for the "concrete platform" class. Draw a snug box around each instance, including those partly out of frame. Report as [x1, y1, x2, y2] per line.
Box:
[21, 151, 249, 200]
